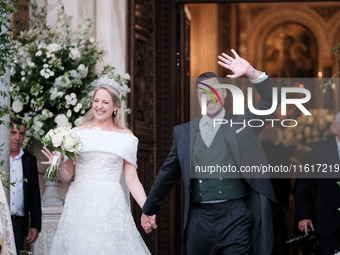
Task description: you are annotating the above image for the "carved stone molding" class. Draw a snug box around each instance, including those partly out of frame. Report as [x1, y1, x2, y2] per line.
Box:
[312, 6, 339, 21]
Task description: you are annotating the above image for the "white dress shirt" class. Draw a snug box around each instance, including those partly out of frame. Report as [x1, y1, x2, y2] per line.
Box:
[199, 108, 226, 147]
[250, 71, 268, 84]
[10, 148, 25, 216]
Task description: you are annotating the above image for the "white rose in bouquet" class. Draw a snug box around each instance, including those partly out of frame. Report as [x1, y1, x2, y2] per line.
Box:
[51, 133, 63, 147]
[63, 137, 76, 152]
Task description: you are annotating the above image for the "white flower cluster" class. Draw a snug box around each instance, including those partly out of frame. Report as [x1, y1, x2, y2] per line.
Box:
[12, 100, 23, 113]
[54, 114, 72, 128]
[9, 6, 130, 143]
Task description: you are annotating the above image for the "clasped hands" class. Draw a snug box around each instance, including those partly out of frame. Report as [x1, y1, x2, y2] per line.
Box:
[141, 213, 157, 233]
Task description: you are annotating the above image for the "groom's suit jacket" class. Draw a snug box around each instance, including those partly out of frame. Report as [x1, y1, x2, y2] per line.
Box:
[22, 151, 42, 235]
[143, 77, 278, 255]
[296, 137, 340, 237]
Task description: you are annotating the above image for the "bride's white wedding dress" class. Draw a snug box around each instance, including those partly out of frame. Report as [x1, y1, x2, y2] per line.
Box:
[49, 128, 151, 255]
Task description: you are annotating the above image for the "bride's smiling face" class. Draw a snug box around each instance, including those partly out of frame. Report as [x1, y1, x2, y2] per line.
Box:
[92, 88, 118, 122]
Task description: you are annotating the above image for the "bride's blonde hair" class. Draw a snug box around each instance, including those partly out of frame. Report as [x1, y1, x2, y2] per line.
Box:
[82, 85, 126, 128]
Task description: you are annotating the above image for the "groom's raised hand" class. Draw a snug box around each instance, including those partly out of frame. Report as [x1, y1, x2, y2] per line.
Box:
[141, 213, 157, 233]
[217, 49, 261, 80]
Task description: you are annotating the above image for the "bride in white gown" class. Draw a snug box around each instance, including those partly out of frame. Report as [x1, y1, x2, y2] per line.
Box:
[42, 77, 153, 255]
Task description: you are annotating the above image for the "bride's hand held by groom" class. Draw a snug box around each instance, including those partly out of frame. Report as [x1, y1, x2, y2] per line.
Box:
[141, 213, 157, 234]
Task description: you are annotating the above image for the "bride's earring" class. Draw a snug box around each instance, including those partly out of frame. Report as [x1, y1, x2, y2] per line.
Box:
[113, 110, 117, 116]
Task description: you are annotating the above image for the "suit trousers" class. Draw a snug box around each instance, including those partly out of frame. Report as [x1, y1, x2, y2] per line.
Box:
[186, 199, 252, 255]
[12, 216, 25, 253]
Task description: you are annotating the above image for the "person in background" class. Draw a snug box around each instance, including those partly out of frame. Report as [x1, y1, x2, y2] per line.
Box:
[9, 119, 42, 253]
[296, 112, 340, 255]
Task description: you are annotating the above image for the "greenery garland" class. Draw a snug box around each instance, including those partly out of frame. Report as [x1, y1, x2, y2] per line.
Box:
[0, 0, 15, 181]
[0, 0, 15, 123]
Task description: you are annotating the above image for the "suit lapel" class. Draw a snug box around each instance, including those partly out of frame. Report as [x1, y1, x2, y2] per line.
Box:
[21, 153, 29, 202]
[189, 117, 200, 152]
[182, 117, 200, 184]
[22, 153, 29, 178]
[222, 114, 241, 165]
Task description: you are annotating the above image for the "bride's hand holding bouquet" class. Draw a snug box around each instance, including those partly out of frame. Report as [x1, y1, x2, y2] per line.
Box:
[41, 127, 82, 182]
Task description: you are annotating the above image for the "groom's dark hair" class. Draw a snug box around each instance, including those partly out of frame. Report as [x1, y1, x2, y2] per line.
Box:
[196, 72, 222, 86]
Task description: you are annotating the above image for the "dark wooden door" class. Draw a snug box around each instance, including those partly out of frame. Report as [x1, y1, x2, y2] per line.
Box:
[128, 0, 190, 254]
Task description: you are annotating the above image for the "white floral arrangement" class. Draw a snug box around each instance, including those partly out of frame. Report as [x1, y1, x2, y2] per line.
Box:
[10, 6, 130, 147]
[42, 126, 82, 182]
[283, 109, 334, 146]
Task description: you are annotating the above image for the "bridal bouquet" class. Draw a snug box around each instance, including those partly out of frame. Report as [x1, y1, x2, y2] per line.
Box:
[42, 127, 82, 182]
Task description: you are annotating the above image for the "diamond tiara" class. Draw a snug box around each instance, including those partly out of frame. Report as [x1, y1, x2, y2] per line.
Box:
[91, 75, 124, 95]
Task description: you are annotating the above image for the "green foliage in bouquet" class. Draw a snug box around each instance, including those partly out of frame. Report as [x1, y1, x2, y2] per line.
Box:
[9, 4, 130, 147]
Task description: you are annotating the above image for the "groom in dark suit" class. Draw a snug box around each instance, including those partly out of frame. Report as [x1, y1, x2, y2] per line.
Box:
[141, 49, 278, 255]
[10, 119, 42, 253]
[296, 112, 340, 255]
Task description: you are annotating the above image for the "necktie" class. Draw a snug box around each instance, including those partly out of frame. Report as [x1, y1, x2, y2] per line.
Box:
[202, 119, 215, 147]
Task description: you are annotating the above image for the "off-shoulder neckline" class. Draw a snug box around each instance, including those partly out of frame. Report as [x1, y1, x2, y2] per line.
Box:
[73, 127, 137, 138]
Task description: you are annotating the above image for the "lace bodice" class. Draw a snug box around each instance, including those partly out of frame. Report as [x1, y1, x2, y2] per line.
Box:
[75, 152, 123, 183]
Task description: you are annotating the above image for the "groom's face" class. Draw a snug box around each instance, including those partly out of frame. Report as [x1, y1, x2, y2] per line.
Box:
[196, 77, 227, 119]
